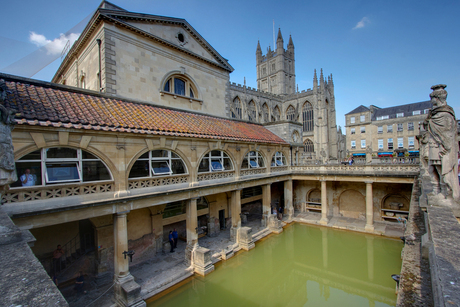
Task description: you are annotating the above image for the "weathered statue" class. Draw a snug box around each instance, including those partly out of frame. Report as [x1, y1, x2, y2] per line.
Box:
[0, 80, 17, 190]
[420, 84, 459, 204]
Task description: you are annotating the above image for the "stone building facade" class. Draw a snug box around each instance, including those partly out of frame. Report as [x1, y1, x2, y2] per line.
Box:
[345, 101, 432, 160]
[52, 2, 339, 165]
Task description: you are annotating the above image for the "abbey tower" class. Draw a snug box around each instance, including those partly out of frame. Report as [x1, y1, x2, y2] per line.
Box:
[256, 29, 295, 95]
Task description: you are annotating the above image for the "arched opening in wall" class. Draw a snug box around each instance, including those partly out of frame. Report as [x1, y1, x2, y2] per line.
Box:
[286, 105, 295, 121]
[198, 150, 233, 173]
[163, 74, 198, 98]
[381, 194, 410, 220]
[302, 101, 314, 132]
[272, 105, 280, 122]
[303, 139, 314, 159]
[339, 189, 365, 219]
[262, 103, 269, 123]
[248, 100, 256, 122]
[305, 188, 321, 212]
[241, 151, 265, 169]
[271, 151, 287, 167]
[231, 97, 242, 119]
[11, 147, 112, 188]
[129, 149, 187, 179]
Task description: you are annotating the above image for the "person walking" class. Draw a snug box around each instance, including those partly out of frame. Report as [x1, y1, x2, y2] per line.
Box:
[172, 228, 178, 248]
[168, 231, 174, 253]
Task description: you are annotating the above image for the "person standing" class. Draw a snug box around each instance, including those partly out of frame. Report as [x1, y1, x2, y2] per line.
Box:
[168, 231, 174, 253]
[20, 169, 36, 186]
[278, 206, 283, 220]
[172, 228, 178, 248]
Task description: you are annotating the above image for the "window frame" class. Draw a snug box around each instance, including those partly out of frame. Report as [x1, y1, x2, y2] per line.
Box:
[398, 137, 404, 149]
[14, 148, 112, 187]
[350, 128, 355, 135]
[350, 116, 355, 124]
[351, 140, 356, 149]
[361, 139, 366, 149]
[199, 150, 233, 173]
[377, 126, 383, 134]
[397, 123, 403, 132]
[271, 151, 287, 167]
[163, 75, 198, 99]
[387, 125, 393, 133]
[378, 139, 384, 150]
[388, 138, 394, 150]
[129, 150, 187, 179]
[360, 115, 365, 122]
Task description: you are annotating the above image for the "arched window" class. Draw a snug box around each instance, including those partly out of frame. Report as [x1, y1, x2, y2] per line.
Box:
[304, 139, 314, 152]
[163, 75, 197, 98]
[198, 150, 233, 172]
[129, 150, 187, 178]
[242, 151, 265, 169]
[272, 106, 280, 121]
[271, 151, 287, 167]
[231, 97, 242, 119]
[12, 148, 112, 187]
[286, 105, 295, 121]
[302, 102, 314, 132]
[262, 103, 269, 123]
[247, 100, 256, 122]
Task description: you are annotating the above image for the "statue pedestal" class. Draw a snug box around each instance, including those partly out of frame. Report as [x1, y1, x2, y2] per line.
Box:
[237, 227, 255, 251]
[268, 215, 283, 234]
[193, 246, 214, 276]
[114, 274, 145, 307]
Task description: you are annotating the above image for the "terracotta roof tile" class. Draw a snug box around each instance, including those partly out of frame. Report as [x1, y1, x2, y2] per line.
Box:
[2, 78, 287, 145]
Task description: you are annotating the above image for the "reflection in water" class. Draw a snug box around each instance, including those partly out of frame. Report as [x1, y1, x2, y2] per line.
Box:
[148, 224, 402, 307]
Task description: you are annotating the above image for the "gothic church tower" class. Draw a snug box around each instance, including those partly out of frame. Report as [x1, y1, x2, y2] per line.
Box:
[256, 29, 295, 95]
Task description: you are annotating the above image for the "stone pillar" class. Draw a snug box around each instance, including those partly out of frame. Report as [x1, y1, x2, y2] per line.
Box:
[262, 184, 271, 227]
[230, 189, 242, 242]
[319, 180, 328, 225]
[113, 211, 145, 307]
[284, 179, 294, 220]
[365, 181, 374, 232]
[185, 197, 199, 265]
[366, 235, 374, 281]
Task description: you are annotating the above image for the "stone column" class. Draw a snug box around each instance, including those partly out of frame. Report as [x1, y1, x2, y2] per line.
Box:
[365, 181, 374, 232]
[284, 179, 294, 220]
[262, 184, 271, 227]
[230, 189, 242, 242]
[113, 211, 145, 307]
[114, 211, 129, 279]
[319, 180, 328, 225]
[185, 197, 199, 265]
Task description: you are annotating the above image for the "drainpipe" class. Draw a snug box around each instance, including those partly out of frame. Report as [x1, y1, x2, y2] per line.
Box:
[96, 39, 102, 92]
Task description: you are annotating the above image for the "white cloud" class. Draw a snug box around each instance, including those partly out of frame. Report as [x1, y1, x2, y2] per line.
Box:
[29, 31, 80, 55]
[353, 17, 370, 30]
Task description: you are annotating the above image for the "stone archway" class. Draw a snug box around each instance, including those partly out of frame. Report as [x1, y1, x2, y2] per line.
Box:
[339, 189, 365, 219]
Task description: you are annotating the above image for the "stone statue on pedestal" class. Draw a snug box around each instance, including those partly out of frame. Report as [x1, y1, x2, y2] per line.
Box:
[419, 84, 459, 205]
[0, 80, 17, 192]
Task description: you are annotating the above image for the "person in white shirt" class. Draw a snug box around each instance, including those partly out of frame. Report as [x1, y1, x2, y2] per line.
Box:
[20, 169, 36, 186]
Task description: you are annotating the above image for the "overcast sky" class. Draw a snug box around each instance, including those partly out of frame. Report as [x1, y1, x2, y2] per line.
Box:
[1, 0, 459, 129]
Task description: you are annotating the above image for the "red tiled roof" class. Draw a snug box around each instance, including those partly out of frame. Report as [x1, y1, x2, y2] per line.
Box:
[2, 77, 287, 145]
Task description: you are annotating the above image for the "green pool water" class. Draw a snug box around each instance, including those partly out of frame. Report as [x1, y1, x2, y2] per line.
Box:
[147, 223, 403, 307]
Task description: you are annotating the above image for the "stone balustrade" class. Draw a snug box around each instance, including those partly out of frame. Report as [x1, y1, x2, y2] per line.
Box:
[2, 164, 420, 204]
[128, 174, 189, 190]
[2, 181, 114, 204]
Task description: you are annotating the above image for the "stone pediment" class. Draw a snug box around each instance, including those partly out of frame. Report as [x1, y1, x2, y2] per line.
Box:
[100, 9, 233, 72]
